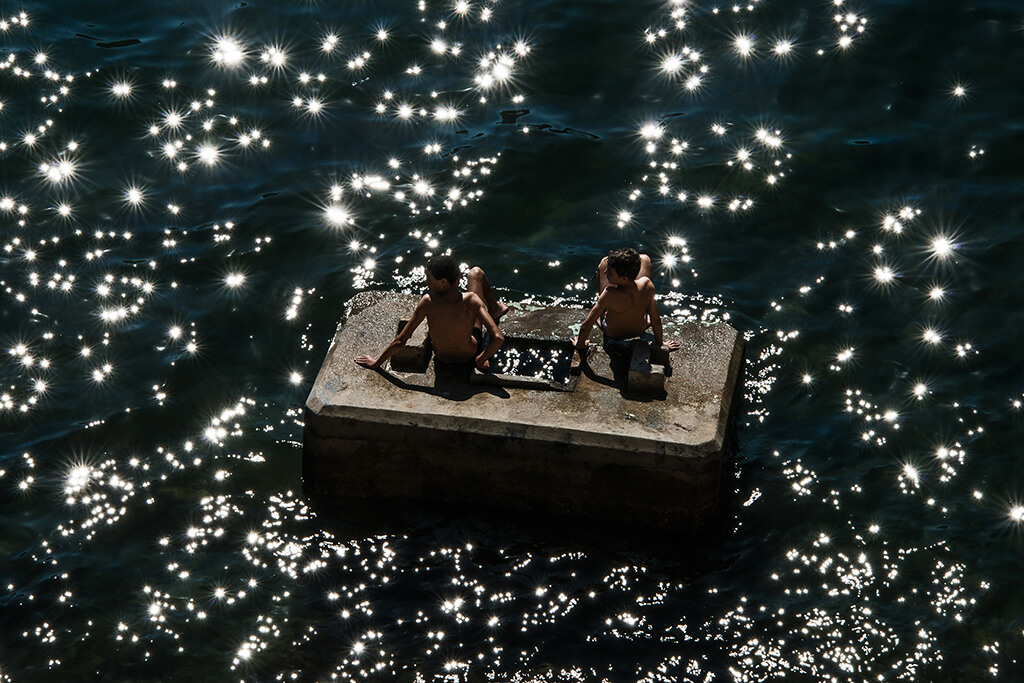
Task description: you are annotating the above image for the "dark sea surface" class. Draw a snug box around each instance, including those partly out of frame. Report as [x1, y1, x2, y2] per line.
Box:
[2, 0, 1023, 680]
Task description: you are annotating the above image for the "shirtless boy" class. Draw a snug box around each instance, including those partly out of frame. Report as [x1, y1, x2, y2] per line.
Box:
[354, 254, 507, 371]
[574, 248, 680, 353]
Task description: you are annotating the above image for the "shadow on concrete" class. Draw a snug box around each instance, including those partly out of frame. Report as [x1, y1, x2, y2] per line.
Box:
[369, 366, 511, 401]
[579, 354, 667, 403]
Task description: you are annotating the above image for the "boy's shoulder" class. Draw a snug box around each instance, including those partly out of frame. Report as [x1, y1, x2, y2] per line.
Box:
[600, 283, 629, 299]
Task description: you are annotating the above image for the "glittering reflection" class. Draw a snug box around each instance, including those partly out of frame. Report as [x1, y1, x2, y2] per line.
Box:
[1, 0, 1023, 679]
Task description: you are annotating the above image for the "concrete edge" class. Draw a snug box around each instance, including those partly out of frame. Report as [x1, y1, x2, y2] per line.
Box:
[712, 332, 746, 451]
[305, 402, 724, 465]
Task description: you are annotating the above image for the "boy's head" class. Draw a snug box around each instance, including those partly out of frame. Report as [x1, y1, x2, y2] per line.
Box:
[606, 248, 641, 280]
[425, 254, 460, 291]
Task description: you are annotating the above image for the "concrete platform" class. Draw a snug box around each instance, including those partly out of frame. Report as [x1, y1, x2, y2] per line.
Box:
[303, 291, 744, 531]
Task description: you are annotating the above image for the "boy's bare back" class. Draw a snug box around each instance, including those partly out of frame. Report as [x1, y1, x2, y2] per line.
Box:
[419, 289, 489, 363]
[354, 257, 505, 371]
[599, 276, 656, 340]
[574, 249, 680, 352]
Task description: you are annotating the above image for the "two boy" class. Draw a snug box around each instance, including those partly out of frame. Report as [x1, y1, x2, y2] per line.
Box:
[353, 248, 677, 373]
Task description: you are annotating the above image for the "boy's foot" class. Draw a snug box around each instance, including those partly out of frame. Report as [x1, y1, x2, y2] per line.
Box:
[492, 301, 510, 321]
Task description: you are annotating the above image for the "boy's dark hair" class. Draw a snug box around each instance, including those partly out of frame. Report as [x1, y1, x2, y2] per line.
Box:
[606, 248, 641, 280]
[426, 254, 460, 285]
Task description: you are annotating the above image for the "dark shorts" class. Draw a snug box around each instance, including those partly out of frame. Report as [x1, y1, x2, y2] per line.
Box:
[433, 328, 491, 379]
[602, 331, 671, 377]
[602, 330, 656, 356]
[472, 327, 492, 355]
[432, 329, 494, 382]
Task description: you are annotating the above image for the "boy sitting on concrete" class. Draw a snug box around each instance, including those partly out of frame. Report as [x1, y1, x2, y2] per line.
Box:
[574, 248, 680, 355]
[354, 254, 506, 371]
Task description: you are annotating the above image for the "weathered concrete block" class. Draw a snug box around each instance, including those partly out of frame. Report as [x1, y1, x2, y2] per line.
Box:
[627, 341, 668, 394]
[304, 292, 744, 531]
[388, 319, 432, 373]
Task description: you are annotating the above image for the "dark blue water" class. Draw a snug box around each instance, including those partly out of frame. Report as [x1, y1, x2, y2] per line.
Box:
[3, 0, 1024, 679]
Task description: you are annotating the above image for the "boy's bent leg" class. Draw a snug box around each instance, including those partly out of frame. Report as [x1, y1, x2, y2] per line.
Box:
[597, 257, 610, 294]
[638, 253, 653, 280]
[466, 266, 509, 321]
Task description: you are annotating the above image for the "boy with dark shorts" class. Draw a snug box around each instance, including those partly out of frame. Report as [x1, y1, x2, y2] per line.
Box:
[573, 248, 680, 356]
[354, 254, 507, 371]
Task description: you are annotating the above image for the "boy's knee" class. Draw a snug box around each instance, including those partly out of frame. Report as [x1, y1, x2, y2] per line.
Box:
[639, 254, 652, 267]
[467, 266, 485, 280]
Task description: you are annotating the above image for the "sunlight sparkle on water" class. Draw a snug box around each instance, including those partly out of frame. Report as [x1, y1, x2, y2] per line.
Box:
[873, 265, 894, 283]
[639, 122, 664, 140]
[124, 187, 144, 206]
[434, 105, 459, 122]
[111, 82, 132, 98]
[324, 205, 352, 227]
[212, 37, 245, 67]
[930, 236, 955, 258]
[660, 53, 684, 74]
[755, 127, 784, 149]
[0, 4, 1008, 677]
[733, 35, 754, 58]
[306, 98, 324, 115]
[260, 46, 288, 68]
[197, 144, 221, 166]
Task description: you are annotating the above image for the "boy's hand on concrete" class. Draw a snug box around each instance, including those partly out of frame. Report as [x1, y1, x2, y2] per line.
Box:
[475, 354, 491, 371]
[354, 355, 379, 368]
[664, 340, 681, 352]
[573, 336, 588, 351]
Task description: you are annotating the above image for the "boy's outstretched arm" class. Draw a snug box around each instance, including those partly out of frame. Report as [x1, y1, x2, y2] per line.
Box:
[354, 297, 428, 369]
[474, 296, 505, 370]
[647, 292, 680, 351]
[574, 295, 607, 351]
